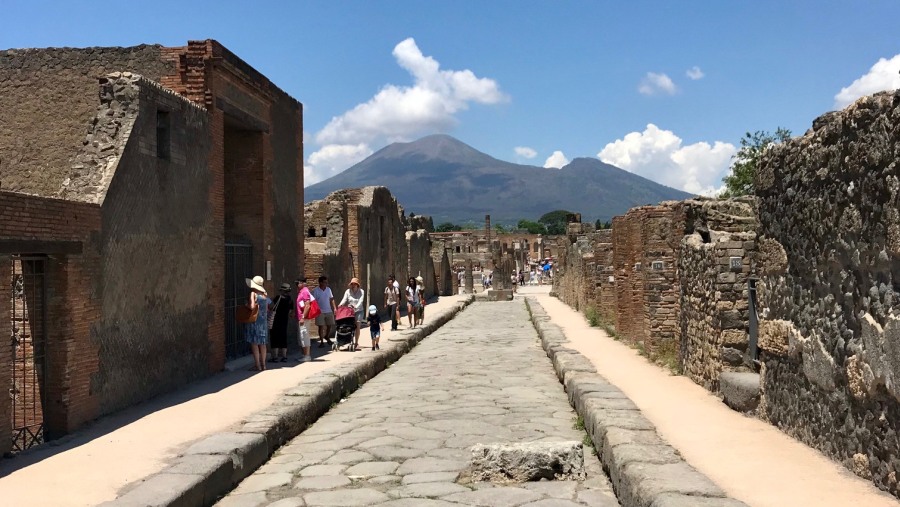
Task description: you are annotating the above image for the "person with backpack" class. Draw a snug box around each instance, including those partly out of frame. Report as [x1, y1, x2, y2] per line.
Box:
[244, 276, 271, 372]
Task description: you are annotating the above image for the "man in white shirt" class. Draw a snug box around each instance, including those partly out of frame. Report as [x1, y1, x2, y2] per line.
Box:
[311, 276, 337, 348]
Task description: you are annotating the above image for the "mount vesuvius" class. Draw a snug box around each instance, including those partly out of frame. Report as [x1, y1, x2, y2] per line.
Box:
[304, 135, 692, 225]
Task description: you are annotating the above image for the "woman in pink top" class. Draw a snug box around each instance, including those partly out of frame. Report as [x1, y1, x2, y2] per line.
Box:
[295, 277, 313, 362]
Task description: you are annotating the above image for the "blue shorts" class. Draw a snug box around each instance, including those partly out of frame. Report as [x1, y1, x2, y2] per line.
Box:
[370, 328, 380, 340]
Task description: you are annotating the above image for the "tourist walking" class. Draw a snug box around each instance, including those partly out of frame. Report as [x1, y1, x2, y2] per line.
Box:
[405, 277, 418, 328]
[415, 275, 426, 326]
[339, 277, 365, 352]
[244, 275, 271, 372]
[295, 277, 312, 362]
[367, 304, 383, 351]
[312, 276, 337, 348]
[268, 283, 292, 362]
[384, 275, 400, 331]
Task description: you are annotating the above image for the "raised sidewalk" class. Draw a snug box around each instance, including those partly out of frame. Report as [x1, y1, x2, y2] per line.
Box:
[526, 287, 898, 507]
[0, 294, 469, 507]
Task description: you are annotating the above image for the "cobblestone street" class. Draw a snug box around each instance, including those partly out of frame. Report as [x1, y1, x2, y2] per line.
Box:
[217, 299, 618, 506]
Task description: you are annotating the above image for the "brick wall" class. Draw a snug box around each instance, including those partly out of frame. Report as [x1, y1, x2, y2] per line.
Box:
[0, 191, 101, 438]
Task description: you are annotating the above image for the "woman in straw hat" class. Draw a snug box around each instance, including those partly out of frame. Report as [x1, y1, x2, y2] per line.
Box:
[245, 275, 271, 371]
[338, 277, 365, 351]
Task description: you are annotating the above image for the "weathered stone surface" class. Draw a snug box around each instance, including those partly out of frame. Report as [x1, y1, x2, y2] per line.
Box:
[718, 372, 760, 413]
[468, 441, 585, 482]
[216, 300, 614, 506]
[649, 492, 750, 507]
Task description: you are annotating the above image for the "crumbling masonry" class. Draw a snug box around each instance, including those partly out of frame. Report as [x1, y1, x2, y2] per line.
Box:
[553, 89, 900, 497]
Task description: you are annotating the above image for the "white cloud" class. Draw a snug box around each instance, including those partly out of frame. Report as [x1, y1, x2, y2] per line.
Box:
[543, 151, 569, 169]
[686, 66, 704, 80]
[305, 38, 507, 185]
[598, 124, 735, 195]
[638, 72, 677, 96]
[514, 146, 537, 159]
[304, 143, 373, 186]
[834, 54, 900, 109]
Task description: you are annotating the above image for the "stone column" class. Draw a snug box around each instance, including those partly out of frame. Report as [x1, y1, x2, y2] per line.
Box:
[464, 260, 474, 294]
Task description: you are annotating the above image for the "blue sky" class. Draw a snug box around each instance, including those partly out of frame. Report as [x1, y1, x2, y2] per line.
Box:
[4, 1, 900, 194]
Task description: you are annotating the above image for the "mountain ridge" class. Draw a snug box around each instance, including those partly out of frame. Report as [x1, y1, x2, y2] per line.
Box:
[305, 135, 693, 225]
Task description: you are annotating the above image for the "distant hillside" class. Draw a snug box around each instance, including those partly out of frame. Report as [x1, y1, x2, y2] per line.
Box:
[304, 134, 693, 225]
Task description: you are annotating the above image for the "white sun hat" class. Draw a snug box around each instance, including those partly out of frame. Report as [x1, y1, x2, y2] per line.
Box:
[368, 305, 377, 314]
[246, 275, 267, 294]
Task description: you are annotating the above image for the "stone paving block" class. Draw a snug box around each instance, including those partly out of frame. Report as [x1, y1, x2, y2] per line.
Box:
[372, 499, 461, 507]
[395, 456, 467, 475]
[718, 372, 760, 413]
[298, 464, 347, 477]
[100, 472, 204, 507]
[267, 499, 306, 507]
[469, 441, 584, 482]
[387, 481, 471, 498]
[345, 460, 400, 477]
[184, 432, 269, 484]
[606, 444, 683, 490]
[401, 471, 460, 484]
[165, 454, 234, 504]
[589, 407, 655, 445]
[214, 491, 268, 507]
[303, 488, 390, 506]
[293, 475, 351, 490]
[441, 486, 543, 506]
[616, 461, 726, 507]
[323, 449, 374, 465]
[522, 480, 578, 499]
[231, 472, 293, 494]
[521, 499, 584, 507]
[575, 489, 621, 507]
[649, 493, 751, 507]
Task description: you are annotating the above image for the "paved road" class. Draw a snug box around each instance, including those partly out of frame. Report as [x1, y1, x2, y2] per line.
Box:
[217, 299, 618, 506]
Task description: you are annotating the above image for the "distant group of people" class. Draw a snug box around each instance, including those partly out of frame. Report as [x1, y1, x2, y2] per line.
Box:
[242, 272, 428, 372]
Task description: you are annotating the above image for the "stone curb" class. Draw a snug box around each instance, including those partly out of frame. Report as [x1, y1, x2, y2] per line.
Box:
[524, 297, 749, 507]
[103, 295, 475, 507]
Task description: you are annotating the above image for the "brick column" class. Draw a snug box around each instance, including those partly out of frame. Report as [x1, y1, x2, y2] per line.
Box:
[0, 255, 11, 456]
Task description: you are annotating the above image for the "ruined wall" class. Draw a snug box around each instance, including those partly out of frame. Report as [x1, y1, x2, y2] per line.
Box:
[0, 45, 178, 196]
[755, 91, 900, 496]
[677, 198, 758, 389]
[612, 212, 647, 345]
[304, 187, 419, 305]
[352, 187, 409, 306]
[407, 230, 437, 298]
[78, 75, 217, 414]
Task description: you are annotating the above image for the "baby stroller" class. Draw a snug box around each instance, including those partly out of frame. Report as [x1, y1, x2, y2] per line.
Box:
[333, 306, 357, 352]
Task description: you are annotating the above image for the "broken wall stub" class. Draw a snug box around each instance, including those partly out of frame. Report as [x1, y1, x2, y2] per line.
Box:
[677, 198, 758, 390]
[611, 204, 681, 353]
[0, 45, 179, 197]
[755, 90, 900, 496]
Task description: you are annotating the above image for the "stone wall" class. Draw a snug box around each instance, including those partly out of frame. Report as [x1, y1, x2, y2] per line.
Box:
[0, 45, 178, 196]
[0, 40, 306, 438]
[83, 74, 217, 414]
[677, 198, 758, 389]
[304, 187, 437, 306]
[754, 90, 900, 496]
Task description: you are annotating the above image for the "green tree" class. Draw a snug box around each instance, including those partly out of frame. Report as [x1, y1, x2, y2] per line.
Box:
[721, 128, 791, 198]
[538, 210, 573, 235]
[435, 222, 462, 232]
[517, 219, 547, 235]
[494, 223, 508, 233]
[594, 219, 612, 230]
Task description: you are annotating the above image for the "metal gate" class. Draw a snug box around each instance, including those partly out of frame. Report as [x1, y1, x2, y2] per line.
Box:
[9, 255, 47, 453]
[225, 243, 253, 360]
